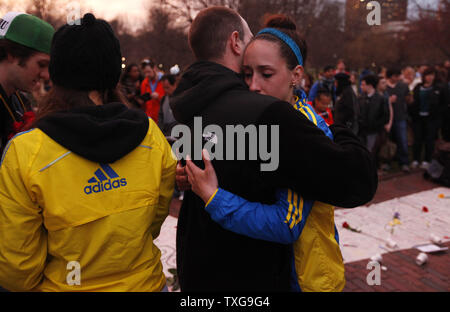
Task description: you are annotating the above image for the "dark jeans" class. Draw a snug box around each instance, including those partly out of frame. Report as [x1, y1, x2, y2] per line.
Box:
[412, 116, 438, 162]
[372, 129, 388, 168]
[392, 120, 409, 166]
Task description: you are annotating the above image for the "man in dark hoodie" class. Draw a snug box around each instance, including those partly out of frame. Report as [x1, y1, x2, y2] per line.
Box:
[171, 7, 377, 291]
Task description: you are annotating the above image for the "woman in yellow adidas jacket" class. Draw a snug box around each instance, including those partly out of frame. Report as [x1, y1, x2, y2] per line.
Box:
[0, 13, 176, 292]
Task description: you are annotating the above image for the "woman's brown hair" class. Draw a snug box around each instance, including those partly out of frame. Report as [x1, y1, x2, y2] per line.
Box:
[30, 84, 130, 128]
[253, 14, 308, 70]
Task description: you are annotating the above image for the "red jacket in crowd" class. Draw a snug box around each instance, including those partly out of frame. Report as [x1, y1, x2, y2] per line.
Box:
[308, 101, 334, 126]
[141, 77, 165, 123]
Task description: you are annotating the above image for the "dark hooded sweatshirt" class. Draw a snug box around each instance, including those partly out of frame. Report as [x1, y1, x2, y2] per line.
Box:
[170, 61, 378, 291]
[34, 103, 149, 163]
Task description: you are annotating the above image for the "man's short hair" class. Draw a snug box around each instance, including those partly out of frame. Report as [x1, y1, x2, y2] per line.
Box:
[422, 66, 436, 78]
[315, 87, 331, 101]
[386, 68, 401, 78]
[161, 74, 177, 86]
[324, 65, 335, 72]
[361, 74, 379, 89]
[189, 6, 244, 61]
[141, 59, 155, 69]
[0, 39, 37, 66]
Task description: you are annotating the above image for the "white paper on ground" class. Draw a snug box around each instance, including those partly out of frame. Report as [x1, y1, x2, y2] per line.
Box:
[414, 243, 449, 253]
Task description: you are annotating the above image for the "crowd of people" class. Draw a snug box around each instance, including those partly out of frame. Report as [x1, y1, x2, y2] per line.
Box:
[32, 56, 447, 183]
[0, 6, 448, 293]
[8, 47, 448, 179]
[3, 26, 449, 180]
[301, 61, 450, 177]
[119, 60, 181, 140]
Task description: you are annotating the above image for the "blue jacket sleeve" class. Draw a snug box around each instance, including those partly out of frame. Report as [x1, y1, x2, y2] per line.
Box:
[308, 82, 319, 103]
[205, 188, 309, 244]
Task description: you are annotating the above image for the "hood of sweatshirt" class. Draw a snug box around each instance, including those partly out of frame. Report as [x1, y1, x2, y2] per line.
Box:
[35, 103, 149, 163]
[170, 61, 248, 123]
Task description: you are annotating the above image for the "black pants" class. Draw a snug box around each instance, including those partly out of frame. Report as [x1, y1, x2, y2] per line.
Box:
[412, 116, 438, 162]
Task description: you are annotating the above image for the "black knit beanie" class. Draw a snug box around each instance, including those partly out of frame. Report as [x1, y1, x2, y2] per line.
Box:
[335, 72, 351, 96]
[49, 13, 122, 91]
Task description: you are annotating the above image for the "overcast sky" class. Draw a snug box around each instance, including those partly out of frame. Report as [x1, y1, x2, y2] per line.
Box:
[84, 0, 441, 19]
[83, 0, 149, 27]
[1, 0, 441, 30]
[82, 0, 441, 22]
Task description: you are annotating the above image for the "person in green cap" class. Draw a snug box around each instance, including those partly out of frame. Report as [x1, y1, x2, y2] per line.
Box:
[0, 12, 54, 155]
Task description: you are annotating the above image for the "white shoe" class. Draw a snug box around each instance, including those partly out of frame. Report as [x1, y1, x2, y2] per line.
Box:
[411, 161, 419, 169]
[420, 161, 430, 170]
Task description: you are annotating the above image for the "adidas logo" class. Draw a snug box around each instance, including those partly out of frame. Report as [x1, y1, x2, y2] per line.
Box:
[84, 164, 127, 195]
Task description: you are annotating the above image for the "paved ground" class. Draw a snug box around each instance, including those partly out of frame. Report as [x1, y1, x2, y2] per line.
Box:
[340, 170, 449, 291]
[164, 169, 449, 292]
[335, 186, 449, 263]
[367, 168, 440, 205]
[343, 242, 450, 292]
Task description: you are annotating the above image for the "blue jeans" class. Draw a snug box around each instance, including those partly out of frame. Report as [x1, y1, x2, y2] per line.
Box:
[392, 120, 409, 166]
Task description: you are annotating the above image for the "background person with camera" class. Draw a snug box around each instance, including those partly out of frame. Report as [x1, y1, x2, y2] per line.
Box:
[140, 59, 165, 123]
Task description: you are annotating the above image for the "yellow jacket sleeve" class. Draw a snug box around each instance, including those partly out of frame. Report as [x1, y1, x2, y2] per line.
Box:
[0, 139, 47, 291]
[149, 129, 176, 239]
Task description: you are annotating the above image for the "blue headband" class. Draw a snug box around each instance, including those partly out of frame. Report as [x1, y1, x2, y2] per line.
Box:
[256, 28, 303, 66]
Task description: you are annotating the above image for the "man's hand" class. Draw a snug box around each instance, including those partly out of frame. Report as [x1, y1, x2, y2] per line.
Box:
[384, 124, 391, 133]
[176, 162, 191, 191]
[185, 150, 219, 204]
[406, 94, 413, 105]
[389, 95, 397, 104]
[151, 92, 160, 100]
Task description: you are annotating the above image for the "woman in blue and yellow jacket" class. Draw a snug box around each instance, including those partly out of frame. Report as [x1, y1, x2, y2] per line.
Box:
[0, 13, 176, 292]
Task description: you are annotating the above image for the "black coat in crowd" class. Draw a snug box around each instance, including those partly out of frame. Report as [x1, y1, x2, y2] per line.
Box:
[334, 85, 359, 135]
[0, 84, 30, 155]
[359, 92, 390, 136]
[410, 82, 449, 120]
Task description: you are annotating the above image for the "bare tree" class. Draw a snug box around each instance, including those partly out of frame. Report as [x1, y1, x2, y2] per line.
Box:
[407, 0, 450, 59]
[159, 0, 240, 26]
[126, 5, 193, 71]
[25, 0, 73, 28]
[51, 0, 446, 77]
[0, 0, 15, 15]
[239, 0, 345, 68]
